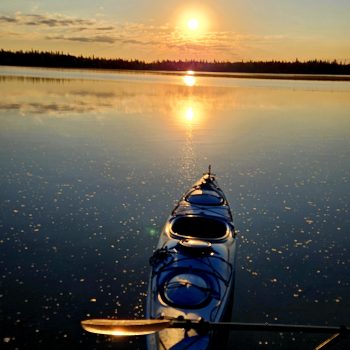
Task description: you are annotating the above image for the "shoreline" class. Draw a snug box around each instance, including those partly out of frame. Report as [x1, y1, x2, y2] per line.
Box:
[150, 70, 350, 81]
[1, 64, 350, 82]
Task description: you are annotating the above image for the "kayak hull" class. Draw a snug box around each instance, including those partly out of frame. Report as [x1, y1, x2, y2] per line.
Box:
[146, 171, 237, 350]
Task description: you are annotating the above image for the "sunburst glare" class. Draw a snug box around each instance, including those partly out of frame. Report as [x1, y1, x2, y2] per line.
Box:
[183, 73, 196, 87]
[187, 18, 199, 31]
[178, 8, 210, 37]
[175, 98, 205, 129]
[185, 106, 194, 122]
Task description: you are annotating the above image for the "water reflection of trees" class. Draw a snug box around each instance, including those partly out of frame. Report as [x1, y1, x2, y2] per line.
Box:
[0, 76, 239, 118]
[0, 75, 69, 84]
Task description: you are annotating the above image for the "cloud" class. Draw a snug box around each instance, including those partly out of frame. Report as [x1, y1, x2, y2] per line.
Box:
[2, 13, 96, 27]
[120, 38, 157, 46]
[96, 26, 115, 31]
[47, 35, 117, 44]
[0, 15, 17, 23]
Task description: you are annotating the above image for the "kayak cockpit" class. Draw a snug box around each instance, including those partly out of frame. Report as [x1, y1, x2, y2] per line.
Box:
[185, 189, 224, 205]
[170, 216, 230, 241]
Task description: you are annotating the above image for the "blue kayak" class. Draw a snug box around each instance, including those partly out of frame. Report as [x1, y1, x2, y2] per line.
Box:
[146, 168, 237, 349]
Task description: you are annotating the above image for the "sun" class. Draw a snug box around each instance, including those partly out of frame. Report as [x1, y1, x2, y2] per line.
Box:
[177, 8, 211, 36]
[187, 18, 199, 31]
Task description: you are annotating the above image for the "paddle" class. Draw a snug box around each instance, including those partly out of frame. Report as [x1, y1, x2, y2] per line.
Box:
[81, 318, 350, 337]
[81, 319, 171, 336]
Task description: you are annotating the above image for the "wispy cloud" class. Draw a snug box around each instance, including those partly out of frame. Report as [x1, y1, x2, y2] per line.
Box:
[0, 13, 95, 27]
[0, 15, 17, 23]
[47, 35, 117, 44]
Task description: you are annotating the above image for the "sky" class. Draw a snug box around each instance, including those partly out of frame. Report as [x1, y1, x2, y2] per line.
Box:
[0, 0, 349, 62]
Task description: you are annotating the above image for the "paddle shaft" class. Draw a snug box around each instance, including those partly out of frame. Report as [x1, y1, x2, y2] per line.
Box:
[169, 320, 350, 335]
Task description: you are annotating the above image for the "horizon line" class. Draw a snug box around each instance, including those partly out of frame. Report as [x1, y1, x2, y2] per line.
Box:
[1, 49, 350, 65]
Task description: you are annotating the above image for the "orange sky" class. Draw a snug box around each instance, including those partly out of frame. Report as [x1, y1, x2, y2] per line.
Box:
[0, 1, 349, 62]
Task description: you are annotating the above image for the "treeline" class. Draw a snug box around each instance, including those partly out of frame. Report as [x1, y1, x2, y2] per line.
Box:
[1, 49, 349, 75]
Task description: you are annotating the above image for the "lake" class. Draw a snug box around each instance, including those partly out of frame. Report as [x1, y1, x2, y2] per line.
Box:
[0, 66, 349, 349]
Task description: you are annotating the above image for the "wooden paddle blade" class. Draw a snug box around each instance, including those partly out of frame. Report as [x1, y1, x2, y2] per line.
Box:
[81, 319, 171, 336]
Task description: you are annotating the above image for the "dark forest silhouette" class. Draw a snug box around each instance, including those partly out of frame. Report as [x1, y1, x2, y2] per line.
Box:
[1, 49, 349, 75]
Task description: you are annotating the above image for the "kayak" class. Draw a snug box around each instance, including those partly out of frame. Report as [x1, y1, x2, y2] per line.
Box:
[146, 167, 237, 349]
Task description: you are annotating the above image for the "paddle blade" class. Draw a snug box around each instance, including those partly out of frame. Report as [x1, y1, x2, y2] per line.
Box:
[81, 319, 171, 336]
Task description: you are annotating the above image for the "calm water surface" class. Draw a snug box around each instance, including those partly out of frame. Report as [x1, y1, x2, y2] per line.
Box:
[0, 66, 349, 349]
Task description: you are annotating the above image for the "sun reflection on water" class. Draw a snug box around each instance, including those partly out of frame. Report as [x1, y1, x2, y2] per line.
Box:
[174, 97, 205, 182]
[175, 98, 204, 129]
[185, 106, 194, 122]
[183, 71, 196, 87]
